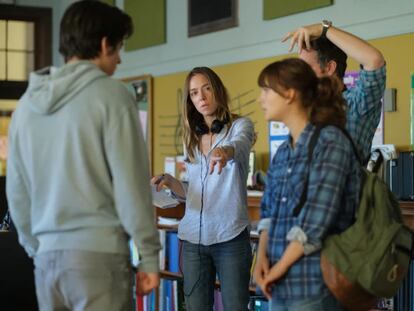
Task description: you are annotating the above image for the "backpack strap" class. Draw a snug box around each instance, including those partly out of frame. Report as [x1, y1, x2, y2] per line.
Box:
[337, 128, 364, 165]
[292, 125, 323, 217]
[292, 125, 362, 217]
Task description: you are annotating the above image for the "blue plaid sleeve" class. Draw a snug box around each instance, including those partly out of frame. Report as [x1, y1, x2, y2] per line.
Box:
[345, 65, 386, 161]
[347, 65, 386, 116]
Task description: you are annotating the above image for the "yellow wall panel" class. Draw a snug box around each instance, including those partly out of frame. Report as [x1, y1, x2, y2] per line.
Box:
[152, 32, 414, 174]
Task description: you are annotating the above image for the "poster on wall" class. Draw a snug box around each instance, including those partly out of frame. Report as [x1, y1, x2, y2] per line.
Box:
[268, 121, 289, 162]
[122, 75, 153, 172]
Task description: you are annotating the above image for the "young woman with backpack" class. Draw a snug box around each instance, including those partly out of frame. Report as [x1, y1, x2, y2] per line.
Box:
[253, 58, 360, 311]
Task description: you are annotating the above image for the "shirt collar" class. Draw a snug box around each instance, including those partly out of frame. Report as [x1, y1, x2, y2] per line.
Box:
[287, 122, 313, 152]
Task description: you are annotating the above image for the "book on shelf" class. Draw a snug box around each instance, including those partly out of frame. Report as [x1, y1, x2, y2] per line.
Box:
[249, 295, 269, 311]
[249, 242, 258, 289]
[159, 230, 167, 270]
[214, 289, 224, 311]
[152, 185, 180, 209]
[159, 279, 185, 311]
[250, 220, 259, 238]
[247, 190, 263, 197]
[167, 232, 180, 273]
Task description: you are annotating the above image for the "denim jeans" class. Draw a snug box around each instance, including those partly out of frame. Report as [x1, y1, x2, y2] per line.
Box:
[270, 291, 345, 311]
[181, 228, 252, 311]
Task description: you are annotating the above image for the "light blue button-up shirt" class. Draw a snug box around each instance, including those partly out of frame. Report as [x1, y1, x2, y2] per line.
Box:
[177, 117, 255, 245]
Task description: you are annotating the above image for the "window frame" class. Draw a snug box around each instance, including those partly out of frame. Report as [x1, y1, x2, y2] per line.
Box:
[0, 4, 51, 100]
[188, 0, 238, 37]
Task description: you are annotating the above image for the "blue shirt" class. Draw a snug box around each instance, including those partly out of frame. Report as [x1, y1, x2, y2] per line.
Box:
[261, 124, 360, 299]
[178, 117, 255, 245]
[345, 65, 386, 161]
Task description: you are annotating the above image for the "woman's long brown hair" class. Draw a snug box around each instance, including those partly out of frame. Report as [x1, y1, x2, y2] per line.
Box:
[182, 67, 233, 162]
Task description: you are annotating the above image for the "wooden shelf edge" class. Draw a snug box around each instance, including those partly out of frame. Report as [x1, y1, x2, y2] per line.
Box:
[159, 270, 258, 293]
[157, 224, 179, 231]
[160, 270, 182, 279]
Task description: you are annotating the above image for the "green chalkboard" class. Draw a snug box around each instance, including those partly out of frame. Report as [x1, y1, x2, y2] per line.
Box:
[124, 0, 166, 51]
[263, 0, 333, 20]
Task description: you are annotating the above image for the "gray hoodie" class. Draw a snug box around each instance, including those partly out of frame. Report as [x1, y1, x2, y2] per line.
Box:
[6, 61, 160, 272]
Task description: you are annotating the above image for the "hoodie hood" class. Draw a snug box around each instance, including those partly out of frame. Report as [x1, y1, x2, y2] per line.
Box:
[25, 61, 107, 115]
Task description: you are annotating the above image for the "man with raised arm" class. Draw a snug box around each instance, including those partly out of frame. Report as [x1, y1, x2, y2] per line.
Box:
[283, 21, 386, 161]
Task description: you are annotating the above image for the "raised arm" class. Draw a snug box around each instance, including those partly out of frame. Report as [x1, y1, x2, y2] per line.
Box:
[283, 22, 385, 70]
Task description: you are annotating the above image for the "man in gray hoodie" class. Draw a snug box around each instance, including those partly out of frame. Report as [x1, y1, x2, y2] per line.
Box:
[6, 1, 160, 310]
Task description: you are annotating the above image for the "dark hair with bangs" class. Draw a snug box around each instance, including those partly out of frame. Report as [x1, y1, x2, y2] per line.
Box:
[59, 0, 133, 61]
[258, 58, 346, 128]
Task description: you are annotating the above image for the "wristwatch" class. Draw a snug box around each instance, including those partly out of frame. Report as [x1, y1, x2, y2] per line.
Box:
[321, 20, 332, 38]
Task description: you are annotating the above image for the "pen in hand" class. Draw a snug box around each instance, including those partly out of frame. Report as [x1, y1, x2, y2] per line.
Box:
[151, 174, 166, 192]
[155, 174, 165, 184]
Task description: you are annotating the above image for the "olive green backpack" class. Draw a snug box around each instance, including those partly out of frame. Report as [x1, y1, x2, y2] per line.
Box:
[294, 126, 414, 309]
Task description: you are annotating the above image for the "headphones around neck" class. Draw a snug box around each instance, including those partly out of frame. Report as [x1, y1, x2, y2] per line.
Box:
[195, 119, 226, 136]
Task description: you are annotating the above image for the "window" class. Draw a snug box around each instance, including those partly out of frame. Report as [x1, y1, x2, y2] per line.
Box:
[188, 0, 238, 37]
[0, 4, 51, 99]
[0, 5, 51, 175]
[0, 20, 34, 81]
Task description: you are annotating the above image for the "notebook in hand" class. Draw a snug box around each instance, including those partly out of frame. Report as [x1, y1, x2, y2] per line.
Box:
[152, 185, 180, 209]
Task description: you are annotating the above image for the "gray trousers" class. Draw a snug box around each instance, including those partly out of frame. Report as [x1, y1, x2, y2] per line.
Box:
[34, 250, 133, 311]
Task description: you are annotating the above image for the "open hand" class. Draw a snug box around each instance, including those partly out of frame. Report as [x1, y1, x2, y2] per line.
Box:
[282, 24, 323, 53]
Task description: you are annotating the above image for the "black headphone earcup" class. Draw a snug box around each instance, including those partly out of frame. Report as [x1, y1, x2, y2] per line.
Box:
[195, 123, 209, 136]
[210, 119, 224, 134]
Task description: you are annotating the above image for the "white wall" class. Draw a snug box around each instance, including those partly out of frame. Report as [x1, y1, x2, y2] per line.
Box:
[114, 0, 414, 79]
[18, 0, 414, 77]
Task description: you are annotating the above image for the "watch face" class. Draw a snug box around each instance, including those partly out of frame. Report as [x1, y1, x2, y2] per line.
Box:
[322, 20, 332, 27]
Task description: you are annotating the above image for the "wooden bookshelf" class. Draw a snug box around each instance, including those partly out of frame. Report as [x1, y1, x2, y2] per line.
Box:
[155, 197, 261, 304]
[248, 194, 414, 231]
[156, 203, 185, 219]
[160, 270, 182, 280]
[247, 194, 261, 221]
[248, 195, 414, 229]
[400, 201, 414, 229]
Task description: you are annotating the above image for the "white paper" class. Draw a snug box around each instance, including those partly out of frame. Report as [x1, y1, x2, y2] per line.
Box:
[158, 216, 180, 226]
[152, 185, 179, 208]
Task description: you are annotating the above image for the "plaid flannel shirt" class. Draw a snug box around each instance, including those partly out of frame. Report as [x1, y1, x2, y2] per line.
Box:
[344, 65, 386, 161]
[260, 124, 360, 299]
